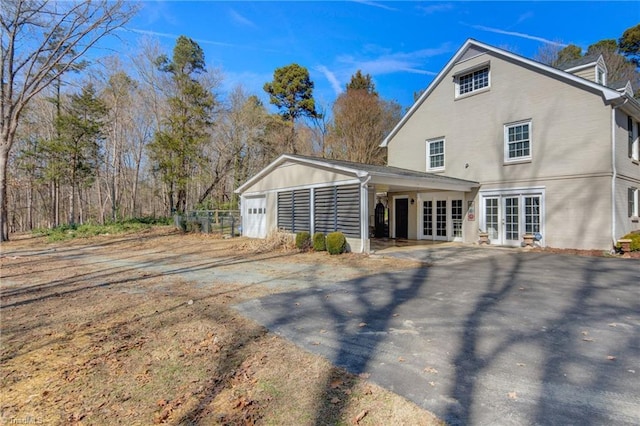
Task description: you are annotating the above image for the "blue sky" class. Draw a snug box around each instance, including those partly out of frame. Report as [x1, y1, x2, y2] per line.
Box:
[114, 1, 640, 110]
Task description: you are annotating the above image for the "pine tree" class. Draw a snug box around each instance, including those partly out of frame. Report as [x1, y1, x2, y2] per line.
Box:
[148, 36, 215, 215]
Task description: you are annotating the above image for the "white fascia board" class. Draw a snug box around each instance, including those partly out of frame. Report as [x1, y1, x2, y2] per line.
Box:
[381, 39, 477, 148]
[235, 154, 368, 194]
[370, 175, 477, 192]
[381, 40, 623, 148]
[290, 156, 369, 178]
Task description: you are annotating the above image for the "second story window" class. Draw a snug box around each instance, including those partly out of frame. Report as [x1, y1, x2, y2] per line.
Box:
[505, 121, 532, 162]
[457, 66, 489, 97]
[427, 138, 445, 171]
[629, 116, 639, 162]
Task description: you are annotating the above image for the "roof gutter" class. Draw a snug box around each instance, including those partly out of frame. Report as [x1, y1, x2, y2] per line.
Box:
[612, 97, 628, 248]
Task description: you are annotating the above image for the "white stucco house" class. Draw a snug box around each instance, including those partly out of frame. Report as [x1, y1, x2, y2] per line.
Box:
[236, 39, 640, 252]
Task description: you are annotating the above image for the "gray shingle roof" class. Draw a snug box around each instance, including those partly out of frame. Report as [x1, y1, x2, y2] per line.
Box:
[556, 54, 600, 71]
[286, 154, 479, 186]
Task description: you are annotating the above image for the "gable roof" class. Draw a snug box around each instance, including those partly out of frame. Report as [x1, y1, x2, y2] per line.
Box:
[235, 154, 479, 194]
[556, 53, 604, 72]
[381, 39, 627, 148]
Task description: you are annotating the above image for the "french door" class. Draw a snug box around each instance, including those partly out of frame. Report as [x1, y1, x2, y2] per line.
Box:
[483, 193, 542, 246]
[421, 194, 463, 241]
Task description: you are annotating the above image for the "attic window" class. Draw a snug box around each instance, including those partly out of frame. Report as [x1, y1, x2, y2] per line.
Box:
[456, 66, 489, 97]
[596, 66, 606, 85]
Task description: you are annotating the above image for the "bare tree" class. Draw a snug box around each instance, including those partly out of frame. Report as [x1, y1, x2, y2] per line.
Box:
[0, 0, 136, 240]
[329, 72, 402, 165]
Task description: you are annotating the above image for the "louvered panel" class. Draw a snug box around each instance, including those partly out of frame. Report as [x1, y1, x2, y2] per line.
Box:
[292, 189, 310, 232]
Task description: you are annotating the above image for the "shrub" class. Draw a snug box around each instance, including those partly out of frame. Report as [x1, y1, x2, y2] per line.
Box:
[617, 232, 640, 251]
[326, 231, 346, 255]
[312, 232, 326, 251]
[295, 231, 312, 250]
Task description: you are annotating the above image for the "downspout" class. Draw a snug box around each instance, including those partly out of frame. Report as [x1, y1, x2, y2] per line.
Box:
[611, 98, 628, 247]
[360, 175, 372, 253]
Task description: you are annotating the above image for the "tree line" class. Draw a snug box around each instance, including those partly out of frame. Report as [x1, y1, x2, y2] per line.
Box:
[1, 0, 638, 241]
[1, 1, 402, 239]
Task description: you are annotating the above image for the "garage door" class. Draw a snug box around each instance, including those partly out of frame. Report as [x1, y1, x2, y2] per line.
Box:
[243, 196, 267, 238]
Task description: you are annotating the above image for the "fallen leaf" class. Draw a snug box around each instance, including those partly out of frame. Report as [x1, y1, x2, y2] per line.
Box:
[358, 372, 370, 379]
[353, 409, 368, 424]
[581, 331, 588, 336]
[517, 363, 526, 367]
[330, 397, 340, 404]
[429, 381, 436, 387]
[320, 329, 327, 334]
[582, 337, 594, 342]
[507, 391, 518, 400]
[330, 379, 342, 389]
[392, 313, 399, 317]
[423, 366, 438, 374]
[311, 341, 320, 346]
[398, 357, 405, 362]
[358, 322, 366, 327]
[607, 355, 617, 361]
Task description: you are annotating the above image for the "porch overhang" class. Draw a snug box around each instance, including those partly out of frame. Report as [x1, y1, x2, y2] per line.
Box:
[369, 174, 477, 193]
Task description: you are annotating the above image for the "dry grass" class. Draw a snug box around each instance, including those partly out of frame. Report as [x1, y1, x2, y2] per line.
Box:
[0, 227, 442, 425]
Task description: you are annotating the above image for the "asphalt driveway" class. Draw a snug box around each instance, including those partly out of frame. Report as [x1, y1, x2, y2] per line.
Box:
[235, 251, 640, 425]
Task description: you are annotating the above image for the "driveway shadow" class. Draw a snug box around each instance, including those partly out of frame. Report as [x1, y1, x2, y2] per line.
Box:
[235, 252, 640, 425]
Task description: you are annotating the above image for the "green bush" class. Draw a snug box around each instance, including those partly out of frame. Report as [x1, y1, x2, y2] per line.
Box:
[326, 231, 346, 255]
[617, 232, 640, 251]
[295, 231, 312, 250]
[312, 232, 326, 251]
[32, 218, 170, 242]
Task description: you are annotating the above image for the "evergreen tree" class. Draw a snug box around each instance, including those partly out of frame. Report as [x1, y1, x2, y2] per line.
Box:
[619, 24, 640, 66]
[52, 84, 106, 225]
[148, 36, 215, 215]
[263, 63, 318, 154]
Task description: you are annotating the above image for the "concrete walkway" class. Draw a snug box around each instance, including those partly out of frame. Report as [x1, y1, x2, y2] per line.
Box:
[235, 251, 640, 425]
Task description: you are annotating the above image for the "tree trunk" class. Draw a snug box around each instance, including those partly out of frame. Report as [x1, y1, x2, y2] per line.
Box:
[0, 145, 9, 241]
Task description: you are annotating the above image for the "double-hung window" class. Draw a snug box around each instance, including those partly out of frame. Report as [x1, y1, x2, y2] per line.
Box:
[456, 66, 489, 97]
[505, 121, 532, 162]
[629, 187, 639, 218]
[629, 116, 639, 162]
[427, 138, 445, 171]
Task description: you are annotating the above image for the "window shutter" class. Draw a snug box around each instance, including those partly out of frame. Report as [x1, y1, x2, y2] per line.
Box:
[629, 187, 635, 218]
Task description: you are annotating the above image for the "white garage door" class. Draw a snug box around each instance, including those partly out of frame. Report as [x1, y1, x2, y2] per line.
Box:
[243, 197, 267, 238]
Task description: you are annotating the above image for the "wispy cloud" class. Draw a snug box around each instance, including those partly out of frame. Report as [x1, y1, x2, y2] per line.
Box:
[316, 65, 343, 95]
[352, 0, 399, 12]
[468, 24, 568, 47]
[125, 28, 235, 47]
[516, 11, 534, 25]
[418, 3, 454, 15]
[229, 9, 257, 29]
[336, 43, 451, 76]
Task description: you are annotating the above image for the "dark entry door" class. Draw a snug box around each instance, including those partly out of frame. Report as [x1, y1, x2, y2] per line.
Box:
[395, 198, 408, 239]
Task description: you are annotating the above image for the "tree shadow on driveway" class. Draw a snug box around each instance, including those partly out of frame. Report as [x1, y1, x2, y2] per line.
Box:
[235, 252, 640, 425]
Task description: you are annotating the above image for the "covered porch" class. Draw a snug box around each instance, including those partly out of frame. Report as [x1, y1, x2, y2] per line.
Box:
[235, 154, 479, 254]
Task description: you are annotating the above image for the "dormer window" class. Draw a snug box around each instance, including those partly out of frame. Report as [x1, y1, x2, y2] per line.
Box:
[456, 66, 490, 97]
[596, 66, 606, 85]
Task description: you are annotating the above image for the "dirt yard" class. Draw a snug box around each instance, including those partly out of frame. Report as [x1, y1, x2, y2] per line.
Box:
[1, 227, 443, 425]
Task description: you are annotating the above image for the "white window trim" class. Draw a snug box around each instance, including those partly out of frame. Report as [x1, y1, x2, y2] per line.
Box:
[630, 187, 639, 219]
[633, 120, 639, 162]
[596, 65, 606, 86]
[479, 187, 545, 247]
[454, 63, 490, 98]
[426, 138, 445, 172]
[504, 120, 533, 163]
